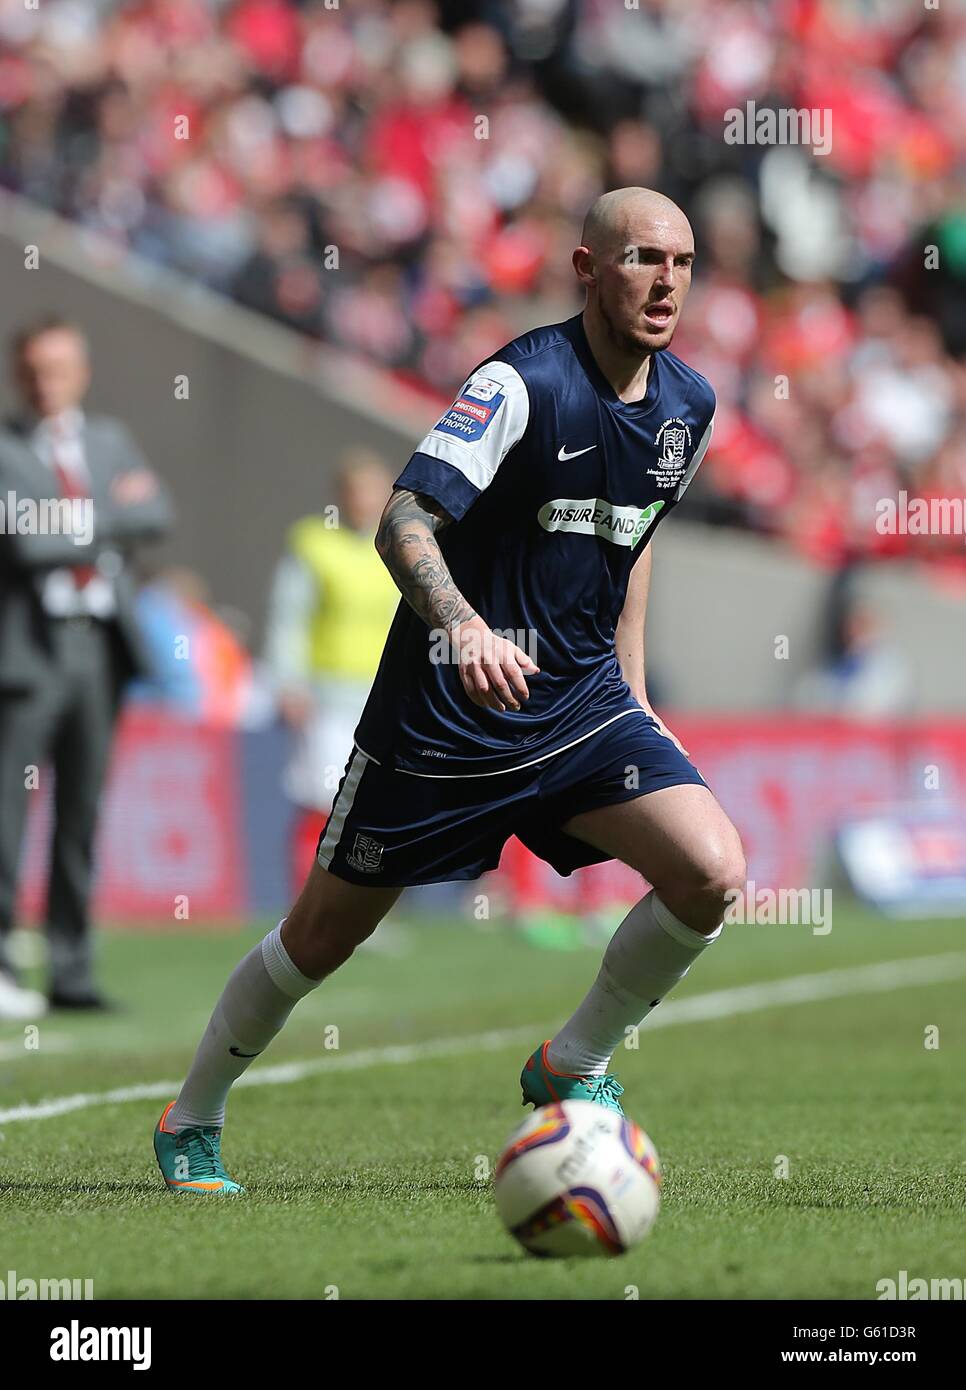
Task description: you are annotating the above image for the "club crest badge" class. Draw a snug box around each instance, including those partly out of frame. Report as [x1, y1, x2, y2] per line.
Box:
[347, 834, 385, 873]
[647, 417, 693, 488]
[655, 417, 692, 469]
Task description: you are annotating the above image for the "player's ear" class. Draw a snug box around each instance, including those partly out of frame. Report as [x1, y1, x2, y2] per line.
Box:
[572, 246, 596, 286]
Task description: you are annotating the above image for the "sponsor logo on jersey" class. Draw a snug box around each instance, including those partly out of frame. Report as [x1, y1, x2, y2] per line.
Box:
[346, 834, 385, 873]
[433, 389, 506, 442]
[453, 398, 491, 423]
[537, 498, 665, 548]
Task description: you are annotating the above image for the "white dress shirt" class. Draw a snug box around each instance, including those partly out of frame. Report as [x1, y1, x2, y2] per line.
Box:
[30, 409, 117, 619]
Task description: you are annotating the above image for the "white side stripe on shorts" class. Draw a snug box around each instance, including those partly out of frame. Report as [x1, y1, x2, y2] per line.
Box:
[317, 749, 369, 869]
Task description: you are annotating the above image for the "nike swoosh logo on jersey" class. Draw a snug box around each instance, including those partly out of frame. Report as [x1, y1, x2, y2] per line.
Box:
[229, 1046, 261, 1058]
[557, 444, 597, 461]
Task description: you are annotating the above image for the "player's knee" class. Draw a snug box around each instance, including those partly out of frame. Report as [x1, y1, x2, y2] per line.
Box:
[711, 845, 747, 910]
[686, 832, 747, 914]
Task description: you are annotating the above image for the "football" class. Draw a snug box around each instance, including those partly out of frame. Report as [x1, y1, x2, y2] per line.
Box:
[494, 1101, 662, 1258]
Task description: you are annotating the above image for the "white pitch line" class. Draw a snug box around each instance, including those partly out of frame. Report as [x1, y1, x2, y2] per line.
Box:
[637, 950, 966, 1024]
[1, 952, 964, 1126]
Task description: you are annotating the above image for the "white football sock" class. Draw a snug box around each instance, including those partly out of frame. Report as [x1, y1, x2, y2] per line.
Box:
[547, 891, 721, 1077]
[168, 921, 317, 1132]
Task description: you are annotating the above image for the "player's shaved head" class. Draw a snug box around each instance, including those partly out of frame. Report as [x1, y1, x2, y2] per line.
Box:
[580, 187, 692, 260]
[575, 187, 695, 360]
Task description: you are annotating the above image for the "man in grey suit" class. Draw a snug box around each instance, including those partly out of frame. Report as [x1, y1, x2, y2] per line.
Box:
[0, 316, 174, 1018]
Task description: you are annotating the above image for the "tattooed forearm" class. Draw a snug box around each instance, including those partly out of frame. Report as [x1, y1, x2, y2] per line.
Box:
[375, 488, 477, 631]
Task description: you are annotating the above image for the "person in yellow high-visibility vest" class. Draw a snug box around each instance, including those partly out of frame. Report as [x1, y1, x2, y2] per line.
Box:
[264, 450, 397, 889]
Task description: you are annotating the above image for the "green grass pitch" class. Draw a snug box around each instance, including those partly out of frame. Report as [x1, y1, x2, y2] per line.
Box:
[1, 899, 964, 1300]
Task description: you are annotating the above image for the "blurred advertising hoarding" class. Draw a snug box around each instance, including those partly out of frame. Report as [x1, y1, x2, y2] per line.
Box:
[16, 710, 966, 923]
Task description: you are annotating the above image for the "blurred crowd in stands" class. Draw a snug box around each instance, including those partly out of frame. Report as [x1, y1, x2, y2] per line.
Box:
[2, 0, 965, 570]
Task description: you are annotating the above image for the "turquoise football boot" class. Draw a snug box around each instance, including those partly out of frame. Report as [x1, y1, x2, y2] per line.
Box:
[520, 1041, 625, 1115]
[153, 1101, 245, 1195]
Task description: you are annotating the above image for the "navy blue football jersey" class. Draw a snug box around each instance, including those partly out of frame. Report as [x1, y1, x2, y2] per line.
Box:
[355, 312, 715, 776]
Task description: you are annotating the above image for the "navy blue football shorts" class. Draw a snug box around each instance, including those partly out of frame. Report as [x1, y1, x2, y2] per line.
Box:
[316, 709, 707, 887]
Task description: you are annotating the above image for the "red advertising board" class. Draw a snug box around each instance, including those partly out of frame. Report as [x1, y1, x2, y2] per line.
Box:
[492, 717, 966, 912]
[16, 712, 966, 922]
[19, 710, 245, 923]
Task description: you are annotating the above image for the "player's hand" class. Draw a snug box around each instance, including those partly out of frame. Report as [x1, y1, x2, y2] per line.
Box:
[641, 701, 690, 758]
[451, 615, 540, 714]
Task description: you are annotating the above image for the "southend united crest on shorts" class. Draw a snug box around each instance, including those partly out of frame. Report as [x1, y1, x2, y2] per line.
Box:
[346, 833, 385, 873]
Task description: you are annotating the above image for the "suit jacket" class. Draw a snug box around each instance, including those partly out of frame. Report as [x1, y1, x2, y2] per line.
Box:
[0, 413, 175, 691]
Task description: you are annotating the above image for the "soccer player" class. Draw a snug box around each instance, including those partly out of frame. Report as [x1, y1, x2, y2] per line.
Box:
[154, 187, 746, 1194]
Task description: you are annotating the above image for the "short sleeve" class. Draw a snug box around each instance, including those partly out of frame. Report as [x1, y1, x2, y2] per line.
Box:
[394, 360, 530, 520]
[674, 408, 714, 501]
